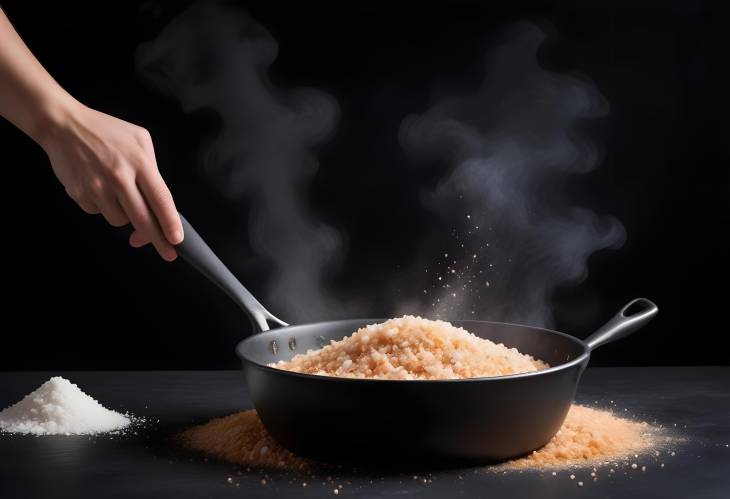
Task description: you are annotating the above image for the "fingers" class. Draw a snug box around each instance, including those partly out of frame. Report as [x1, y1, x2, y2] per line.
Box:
[129, 229, 148, 248]
[56, 119, 181, 262]
[76, 198, 100, 215]
[137, 169, 183, 245]
[118, 182, 177, 262]
[97, 196, 129, 227]
[66, 188, 100, 215]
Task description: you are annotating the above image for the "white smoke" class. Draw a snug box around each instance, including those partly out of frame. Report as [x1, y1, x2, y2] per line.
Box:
[399, 23, 626, 326]
[137, 9, 625, 327]
[136, 2, 345, 322]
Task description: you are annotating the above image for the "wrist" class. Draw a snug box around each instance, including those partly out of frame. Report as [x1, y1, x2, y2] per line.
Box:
[29, 90, 84, 151]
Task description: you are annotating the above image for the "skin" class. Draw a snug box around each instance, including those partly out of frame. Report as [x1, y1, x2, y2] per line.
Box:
[0, 8, 182, 261]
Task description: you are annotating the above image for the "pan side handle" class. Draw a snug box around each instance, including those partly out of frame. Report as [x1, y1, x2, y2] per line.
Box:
[175, 213, 288, 333]
[584, 298, 658, 351]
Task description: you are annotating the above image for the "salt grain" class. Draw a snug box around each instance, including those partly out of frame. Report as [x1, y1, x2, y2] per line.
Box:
[272, 316, 548, 380]
[505, 405, 657, 469]
[0, 377, 130, 435]
[179, 411, 309, 470]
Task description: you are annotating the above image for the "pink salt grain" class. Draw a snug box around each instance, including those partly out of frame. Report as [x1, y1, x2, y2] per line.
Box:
[178, 410, 309, 470]
[271, 316, 548, 380]
[180, 405, 662, 474]
[504, 405, 656, 469]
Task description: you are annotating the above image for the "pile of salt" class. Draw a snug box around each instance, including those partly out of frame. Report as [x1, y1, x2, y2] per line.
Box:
[0, 376, 130, 435]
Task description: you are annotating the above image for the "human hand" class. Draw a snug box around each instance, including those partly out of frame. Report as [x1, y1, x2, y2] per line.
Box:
[39, 101, 183, 261]
[1, 8, 181, 261]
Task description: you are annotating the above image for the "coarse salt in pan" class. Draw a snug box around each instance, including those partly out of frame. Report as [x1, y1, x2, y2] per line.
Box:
[272, 315, 549, 380]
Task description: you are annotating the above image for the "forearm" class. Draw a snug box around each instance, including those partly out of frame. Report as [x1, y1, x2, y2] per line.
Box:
[0, 8, 77, 145]
[0, 8, 182, 258]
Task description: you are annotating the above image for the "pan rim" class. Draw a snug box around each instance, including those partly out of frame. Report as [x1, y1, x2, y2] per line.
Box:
[236, 318, 591, 384]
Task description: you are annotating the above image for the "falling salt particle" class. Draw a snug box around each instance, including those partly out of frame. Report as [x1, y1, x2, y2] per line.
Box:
[660, 463, 664, 468]
[641, 466, 646, 471]
[302, 482, 307, 487]
[551, 472, 557, 476]
[473, 254, 477, 259]
[485, 281, 490, 287]
[260, 479, 267, 485]
[590, 472, 595, 477]
[466, 215, 471, 219]
[226, 477, 234, 484]
[334, 489, 339, 495]
[577, 481, 583, 487]
[444, 253, 448, 257]
[570, 474, 575, 480]
[671, 451, 675, 456]
[451, 269, 456, 274]
[631, 463, 637, 469]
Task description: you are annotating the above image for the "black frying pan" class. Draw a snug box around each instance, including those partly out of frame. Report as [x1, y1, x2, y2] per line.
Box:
[176, 215, 658, 464]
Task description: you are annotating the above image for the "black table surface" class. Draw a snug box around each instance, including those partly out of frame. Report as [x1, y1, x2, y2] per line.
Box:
[0, 367, 728, 499]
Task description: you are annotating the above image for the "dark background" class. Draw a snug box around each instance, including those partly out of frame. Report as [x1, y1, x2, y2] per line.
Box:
[1, 0, 728, 369]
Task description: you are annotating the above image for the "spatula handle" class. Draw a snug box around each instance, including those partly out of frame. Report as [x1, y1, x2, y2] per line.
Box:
[175, 213, 287, 333]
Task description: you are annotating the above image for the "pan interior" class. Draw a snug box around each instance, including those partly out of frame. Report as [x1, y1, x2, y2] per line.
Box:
[237, 319, 586, 372]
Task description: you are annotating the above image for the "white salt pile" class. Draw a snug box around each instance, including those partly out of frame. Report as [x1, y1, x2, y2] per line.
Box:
[0, 376, 130, 435]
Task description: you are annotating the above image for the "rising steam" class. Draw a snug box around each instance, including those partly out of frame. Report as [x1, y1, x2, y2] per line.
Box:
[136, 2, 344, 321]
[137, 8, 625, 327]
[399, 23, 626, 326]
